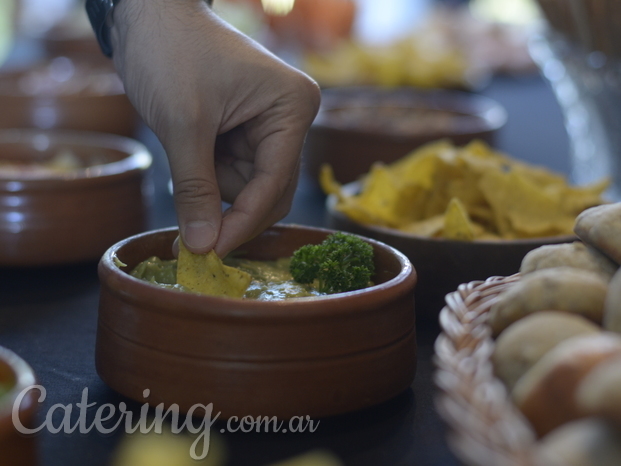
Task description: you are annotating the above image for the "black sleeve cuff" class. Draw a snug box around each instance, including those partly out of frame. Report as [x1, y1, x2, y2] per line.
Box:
[85, 0, 115, 57]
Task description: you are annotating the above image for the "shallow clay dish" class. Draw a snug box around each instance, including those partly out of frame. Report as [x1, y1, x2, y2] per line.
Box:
[303, 86, 507, 184]
[326, 188, 575, 320]
[0, 129, 152, 266]
[0, 56, 140, 137]
[0, 346, 38, 466]
[96, 225, 417, 419]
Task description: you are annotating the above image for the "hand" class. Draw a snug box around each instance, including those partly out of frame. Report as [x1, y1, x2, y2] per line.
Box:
[110, 0, 320, 256]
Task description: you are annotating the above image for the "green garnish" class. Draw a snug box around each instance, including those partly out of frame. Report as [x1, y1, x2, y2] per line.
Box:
[290, 232, 375, 294]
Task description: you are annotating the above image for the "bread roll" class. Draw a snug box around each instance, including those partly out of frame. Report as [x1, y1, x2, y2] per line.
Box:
[520, 241, 617, 281]
[488, 267, 608, 336]
[603, 267, 621, 333]
[493, 311, 600, 391]
[535, 418, 621, 466]
[576, 354, 621, 424]
[512, 333, 621, 437]
[574, 203, 621, 264]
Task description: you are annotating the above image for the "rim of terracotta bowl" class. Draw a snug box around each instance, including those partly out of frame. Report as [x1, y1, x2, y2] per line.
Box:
[100, 224, 417, 321]
[0, 129, 152, 191]
[326, 182, 577, 245]
[0, 346, 37, 424]
[312, 86, 507, 139]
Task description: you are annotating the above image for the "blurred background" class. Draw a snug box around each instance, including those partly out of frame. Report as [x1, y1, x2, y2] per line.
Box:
[2, 1, 618, 465]
[0, 0, 540, 75]
[0, 0, 552, 189]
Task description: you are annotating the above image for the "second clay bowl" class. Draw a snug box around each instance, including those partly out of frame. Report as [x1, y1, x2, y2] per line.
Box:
[0, 129, 152, 266]
[304, 86, 507, 185]
[0, 56, 141, 137]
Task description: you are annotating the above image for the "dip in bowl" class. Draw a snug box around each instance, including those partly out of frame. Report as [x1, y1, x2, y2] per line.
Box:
[96, 225, 417, 419]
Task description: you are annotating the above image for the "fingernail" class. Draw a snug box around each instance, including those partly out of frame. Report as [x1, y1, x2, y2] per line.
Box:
[183, 221, 216, 251]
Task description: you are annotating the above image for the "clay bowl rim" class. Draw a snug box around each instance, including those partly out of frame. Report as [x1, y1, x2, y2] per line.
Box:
[0, 58, 126, 98]
[100, 224, 417, 321]
[0, 346, 37, 421]
[0, 128, 152, 190]
[326, 181, 577, 246]
[311, 86, 508, 140]
[42, 26, 99, 44]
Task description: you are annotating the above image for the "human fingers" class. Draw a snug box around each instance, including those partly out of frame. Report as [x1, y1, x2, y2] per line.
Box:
[164, 128, 223, 255]
[213, 77, 320, 256]
[213, 125, 304, 257]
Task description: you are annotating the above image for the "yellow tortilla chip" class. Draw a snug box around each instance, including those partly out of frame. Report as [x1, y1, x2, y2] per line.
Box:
[391, 140, 451, 187]
[479, 169, 570, 237]
[322, 139, 607, 241]
[443, 198, 475, 241]
[319, 164, 342, 198]
[401, 215, 445, 237]
[356, 164, 416, 227]
[561, 177, 610, 215]
[336, 196, 386, 226]
[177, 243, 251, 298]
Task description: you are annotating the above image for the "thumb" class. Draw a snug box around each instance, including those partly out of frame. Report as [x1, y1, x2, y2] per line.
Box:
[164, 133, 222, 254]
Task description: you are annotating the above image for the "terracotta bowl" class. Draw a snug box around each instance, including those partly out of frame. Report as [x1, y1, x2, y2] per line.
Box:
[96, 225, 417, 419]
[0, 129, 152, 266]
[326, 188, 575, 320]
[0, 346, 38, 466]
[42, 25, 102, 58]
[303, 86, 507, 185]
[0, 57, 140, 137]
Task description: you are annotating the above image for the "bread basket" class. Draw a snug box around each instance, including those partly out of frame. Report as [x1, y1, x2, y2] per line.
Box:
[434, 274, 539, 465]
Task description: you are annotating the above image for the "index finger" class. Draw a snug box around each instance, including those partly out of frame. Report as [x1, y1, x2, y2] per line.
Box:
[213, 125, 304, 256]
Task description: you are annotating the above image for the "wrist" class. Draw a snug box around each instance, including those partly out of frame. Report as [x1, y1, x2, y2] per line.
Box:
[112, 0, 214, 27]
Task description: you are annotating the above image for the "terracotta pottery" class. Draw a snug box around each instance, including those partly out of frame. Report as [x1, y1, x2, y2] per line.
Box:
[42, 27, 102, 58]
[264, 0, 356, 50]
[303, 86, 507, 185]
[326, 189, 575, 320]
[96, 225, 417, 419]
[0, 57, 140, 137]
[0, 346, 38, 466]
[0, 129, 152, 266]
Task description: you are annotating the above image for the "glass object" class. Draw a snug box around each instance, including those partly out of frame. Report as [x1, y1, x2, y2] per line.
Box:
[530, 28, 621, 199]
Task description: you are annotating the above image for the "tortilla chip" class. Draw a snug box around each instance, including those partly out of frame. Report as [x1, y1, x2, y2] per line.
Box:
[401, 215, 445, 237]
[479, 169, 571, 237]
[561, 178, 611, 215]
[391, 140, 449, 188]
[321, 139, 607, 241]
[356, 164, 416, 227]
[319, 164, 342, 198]
[443, 198, 475, 241]
[177, 243, 251, 298]
[336, 196, 387, 226]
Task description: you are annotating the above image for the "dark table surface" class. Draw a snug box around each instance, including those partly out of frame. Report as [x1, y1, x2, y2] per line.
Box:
[0, 72, 570, 466]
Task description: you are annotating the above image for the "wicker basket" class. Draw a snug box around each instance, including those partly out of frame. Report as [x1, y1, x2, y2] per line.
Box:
[434, 275, 539, 466]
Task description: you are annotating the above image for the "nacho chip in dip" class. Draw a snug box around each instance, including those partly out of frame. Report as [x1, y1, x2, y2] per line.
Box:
[177, 243, 252, 298]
